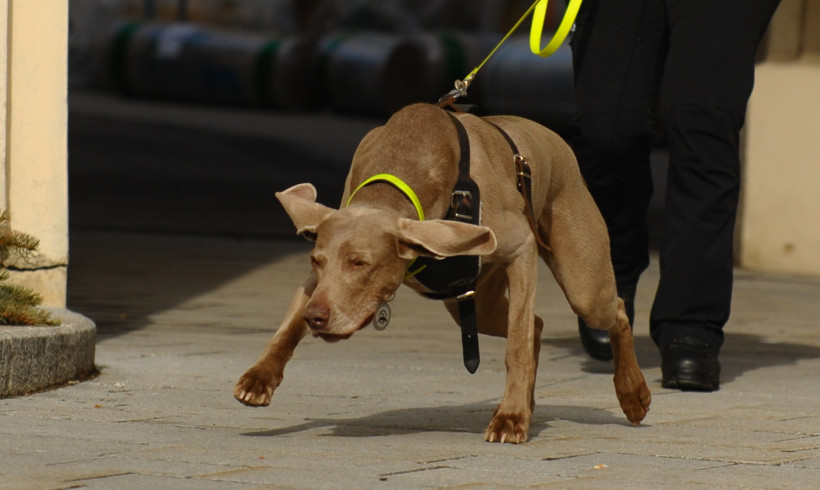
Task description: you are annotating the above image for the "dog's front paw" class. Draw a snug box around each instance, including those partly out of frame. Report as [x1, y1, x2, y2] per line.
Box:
[484, 411, 530, 444]
[615, 371, 652, 425]
[234, 365, 280, 407]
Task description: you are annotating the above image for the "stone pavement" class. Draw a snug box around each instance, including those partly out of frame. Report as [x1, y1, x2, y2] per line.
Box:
[2, 230, 820, 489]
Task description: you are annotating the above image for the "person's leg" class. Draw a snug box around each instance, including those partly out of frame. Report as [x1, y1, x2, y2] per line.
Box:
[653, 0, 781, 389]
[569, 0, 666, 360]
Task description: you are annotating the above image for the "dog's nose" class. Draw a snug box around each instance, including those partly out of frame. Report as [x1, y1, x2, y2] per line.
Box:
[303, 303, 330, 330]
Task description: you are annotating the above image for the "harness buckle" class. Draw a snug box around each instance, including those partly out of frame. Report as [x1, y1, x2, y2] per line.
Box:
[515, 154, 529, 173]
[515, 154, 531, 193]
[515, 155, 530, 176]
[451, 189, 474, 222]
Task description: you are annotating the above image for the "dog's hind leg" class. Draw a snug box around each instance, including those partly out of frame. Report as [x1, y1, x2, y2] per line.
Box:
[609, 297, 652, 424]
[539, 192, 651, 425]
[234, 275, 314, 407]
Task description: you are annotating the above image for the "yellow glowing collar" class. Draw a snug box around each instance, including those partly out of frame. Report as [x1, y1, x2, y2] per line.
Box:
[346, 173, 425, 221]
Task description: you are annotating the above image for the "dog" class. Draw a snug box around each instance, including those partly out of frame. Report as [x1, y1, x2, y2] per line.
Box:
[234, 103, 651, 443]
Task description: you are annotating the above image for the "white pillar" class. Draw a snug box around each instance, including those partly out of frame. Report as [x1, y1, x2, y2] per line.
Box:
[1, 0, 69, 307]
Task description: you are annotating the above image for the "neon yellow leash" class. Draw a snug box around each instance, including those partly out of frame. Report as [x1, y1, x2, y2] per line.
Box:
[530, 0, 584, 58]
[439, 0, 583, 106]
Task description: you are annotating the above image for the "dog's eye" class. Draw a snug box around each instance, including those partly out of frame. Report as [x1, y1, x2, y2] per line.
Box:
[347, 257, 369, 269]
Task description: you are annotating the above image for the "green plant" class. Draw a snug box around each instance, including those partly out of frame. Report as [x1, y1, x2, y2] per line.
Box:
[0, 211, 59, 326]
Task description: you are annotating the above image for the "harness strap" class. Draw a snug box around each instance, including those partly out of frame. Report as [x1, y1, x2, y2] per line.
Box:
[445, 112, 480, 374]
[457, 291, 480, 373]
[448, 113, 471, 180]
[488, 123, 552, 252]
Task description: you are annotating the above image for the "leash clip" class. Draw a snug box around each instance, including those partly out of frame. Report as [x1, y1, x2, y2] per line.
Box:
[437, 74, 473, 108]
[454, 75, 472, 95]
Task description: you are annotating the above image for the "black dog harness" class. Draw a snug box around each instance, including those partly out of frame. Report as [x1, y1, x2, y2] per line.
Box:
[347, 110, 540, 374]
[410, 112, 483, 373]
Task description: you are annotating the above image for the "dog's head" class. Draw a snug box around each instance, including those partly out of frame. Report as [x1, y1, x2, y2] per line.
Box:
[277, 183, 497, 342]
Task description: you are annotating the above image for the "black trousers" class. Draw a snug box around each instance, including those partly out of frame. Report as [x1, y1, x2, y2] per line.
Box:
[569, 0, 780, 351]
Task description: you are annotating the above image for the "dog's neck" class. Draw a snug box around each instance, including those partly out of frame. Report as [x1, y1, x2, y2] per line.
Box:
[346, 174, 425, 220]
[345, 105, 464, 221]
[345, 180, 442, 221]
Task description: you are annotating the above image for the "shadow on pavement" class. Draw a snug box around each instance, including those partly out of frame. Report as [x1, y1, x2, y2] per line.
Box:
[545, 333, 820, 387]
[241, 401, 629, 440]
[66, 231, 312, 338]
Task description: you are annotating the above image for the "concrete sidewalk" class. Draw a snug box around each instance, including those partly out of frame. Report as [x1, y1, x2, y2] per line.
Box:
[2, 230, 819, 488]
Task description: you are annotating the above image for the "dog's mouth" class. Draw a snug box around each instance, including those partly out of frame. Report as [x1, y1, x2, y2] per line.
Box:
[315, 332, 352, 343]
[312, 313, 374, 343]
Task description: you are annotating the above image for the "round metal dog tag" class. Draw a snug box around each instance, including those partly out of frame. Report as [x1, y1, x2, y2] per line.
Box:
[373, 302, 391, 331]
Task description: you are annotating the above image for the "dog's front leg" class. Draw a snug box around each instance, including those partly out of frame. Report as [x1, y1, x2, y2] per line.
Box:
[485, 247, 539, 444]
[234, 275, 315, 407]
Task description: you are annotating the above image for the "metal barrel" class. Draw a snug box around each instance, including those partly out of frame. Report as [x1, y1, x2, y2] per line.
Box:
[473, 36, 575, 131]
[263, 35, 318, 111]
[317, 32, 429, 116]
[107, 22, 276, 105]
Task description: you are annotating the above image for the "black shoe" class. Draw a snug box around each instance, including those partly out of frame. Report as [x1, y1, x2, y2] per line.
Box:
[578, 296, 635, 362]
[661, 335, 720, 392]
[578, 317, 613, 361]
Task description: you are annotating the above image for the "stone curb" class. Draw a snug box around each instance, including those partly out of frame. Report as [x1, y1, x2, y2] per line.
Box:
[0, 309, 96, 398]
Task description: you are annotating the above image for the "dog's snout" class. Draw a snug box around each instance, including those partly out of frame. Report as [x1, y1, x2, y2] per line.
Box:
[303, 302, 330, 330]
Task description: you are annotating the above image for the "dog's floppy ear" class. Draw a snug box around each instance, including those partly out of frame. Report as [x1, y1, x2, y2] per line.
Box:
[276, 183, 334, 240]
[395, 218, 497, 259]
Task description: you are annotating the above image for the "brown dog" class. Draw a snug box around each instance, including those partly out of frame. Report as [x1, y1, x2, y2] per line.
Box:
[234, 103, 650, 443]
